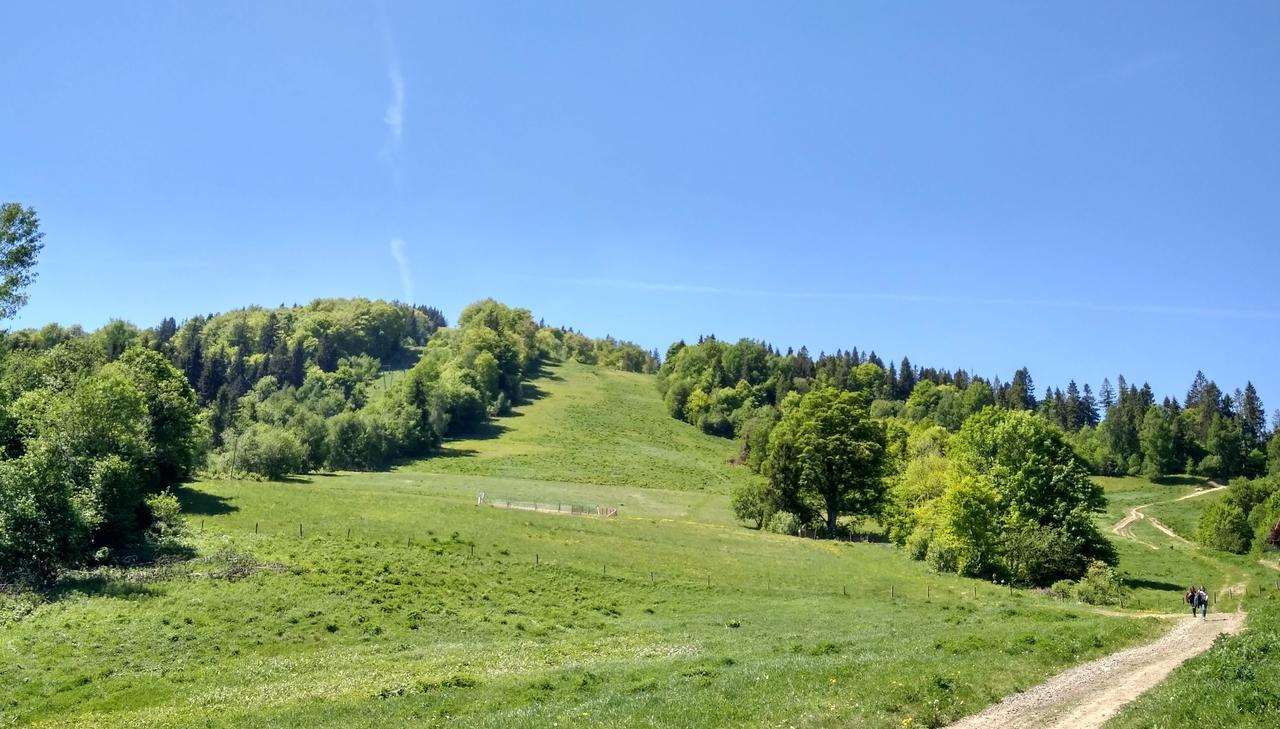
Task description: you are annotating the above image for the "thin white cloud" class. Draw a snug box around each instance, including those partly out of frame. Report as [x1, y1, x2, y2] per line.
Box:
[556, 277, 1280, 320]
[390, 238, 414, 303]
[378, 18, 406, 189]
[385, 59, 405, 143]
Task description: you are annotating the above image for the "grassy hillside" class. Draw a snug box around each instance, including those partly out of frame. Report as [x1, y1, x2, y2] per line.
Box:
[2, 473, 1164, 729]
[408, 360, 759, 494]
[0, 363, 1252, 728]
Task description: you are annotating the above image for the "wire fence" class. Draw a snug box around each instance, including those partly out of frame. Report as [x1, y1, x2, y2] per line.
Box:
[476, 492, 617, 517]
[170, 514, 1271, 616]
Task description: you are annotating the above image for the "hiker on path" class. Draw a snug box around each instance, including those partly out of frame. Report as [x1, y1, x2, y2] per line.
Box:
[1195, 586, 1209, 620]
[1185, 586, 1196, 616]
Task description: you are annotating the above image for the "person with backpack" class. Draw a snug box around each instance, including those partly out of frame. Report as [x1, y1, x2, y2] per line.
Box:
[1185, 586, 1197, 616]
[1196, 587, 1209, 620]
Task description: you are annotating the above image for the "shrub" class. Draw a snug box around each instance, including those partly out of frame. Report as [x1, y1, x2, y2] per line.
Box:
[1197, 500, 1251, 554]
[1049, 579, 1076, 599]
[1074, 560, 1126, 605]
[905, 527, 931, 561]
[238, 424, 307, 480]
[998, 523, 1081, 587]
[765, 511, 802, 535]
[145, 491, 188, 541]
[730, 481, 776, 529]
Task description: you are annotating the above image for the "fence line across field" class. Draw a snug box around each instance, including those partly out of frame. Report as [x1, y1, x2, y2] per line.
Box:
[475, 492, 618, 518]
[182, 514, 1266, 612]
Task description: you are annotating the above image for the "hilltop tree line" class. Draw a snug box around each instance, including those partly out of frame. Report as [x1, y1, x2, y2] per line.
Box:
[0, 294, 654, 580]
[659, 336, 1275, 482]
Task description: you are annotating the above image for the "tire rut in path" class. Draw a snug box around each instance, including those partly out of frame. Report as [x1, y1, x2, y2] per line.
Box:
[946, 607, 1243, 729]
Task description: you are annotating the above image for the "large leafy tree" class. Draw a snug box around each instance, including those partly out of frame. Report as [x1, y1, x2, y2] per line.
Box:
[0, 203, 44, 320]
[946, 407, 1112, 582]
[763, 387, 887, 534]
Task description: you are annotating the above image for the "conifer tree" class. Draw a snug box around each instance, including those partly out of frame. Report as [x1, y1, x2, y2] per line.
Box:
[1240, 382, 1266, 446]
[1081, 384, 1100, 427]
[1099, 378, 1116, 412]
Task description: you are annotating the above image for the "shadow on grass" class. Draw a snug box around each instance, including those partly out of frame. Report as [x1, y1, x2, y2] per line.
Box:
[48, 574, 162, 601]
[529, 362, 565, 382]
[1124, 577, 1186, 592]
[520, 381, 549, 403]
[457, 420, 508, 441]
[1152, 475, 1209, 487]
[42, 542, 199, 602]
[436, 446, 481, 459]
[175, 485, 239, 515]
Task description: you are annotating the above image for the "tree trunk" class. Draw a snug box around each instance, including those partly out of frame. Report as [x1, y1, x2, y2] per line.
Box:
[827, 504, 838, 536]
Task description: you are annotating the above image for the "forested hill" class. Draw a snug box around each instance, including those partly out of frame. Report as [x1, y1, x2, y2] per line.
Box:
[0, 297, 659, 581]
[658, 335, 1277, 483]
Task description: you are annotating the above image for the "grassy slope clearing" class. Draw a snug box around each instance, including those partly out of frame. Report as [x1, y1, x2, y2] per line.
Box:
[2, 362, 1229, 729]
[407, 361, 758, 494]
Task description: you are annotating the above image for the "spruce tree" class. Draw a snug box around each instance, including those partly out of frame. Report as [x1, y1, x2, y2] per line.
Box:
[1099, 378, 1116, 412]
[1081, 384, 1100, 427]
[897, 356, 916, 399]
[1241, 382, 1266, 446]
[1065, 381, 1082, 430]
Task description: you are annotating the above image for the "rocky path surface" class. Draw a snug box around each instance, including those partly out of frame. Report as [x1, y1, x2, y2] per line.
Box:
[947, 608, 1243, 729]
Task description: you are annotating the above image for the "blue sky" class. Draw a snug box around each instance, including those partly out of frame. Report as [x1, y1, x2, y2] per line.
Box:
[3, 2, 1278, 409]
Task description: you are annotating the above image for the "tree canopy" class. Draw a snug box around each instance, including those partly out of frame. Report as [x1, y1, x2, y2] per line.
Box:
[762, 387, 887, 534]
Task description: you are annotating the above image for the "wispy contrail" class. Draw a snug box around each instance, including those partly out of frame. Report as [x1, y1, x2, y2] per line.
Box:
[379, 19, 406, 189]
[390, 238, 414, 303]
[384, 59, 405, 143]
[556, 277, 1280, 320]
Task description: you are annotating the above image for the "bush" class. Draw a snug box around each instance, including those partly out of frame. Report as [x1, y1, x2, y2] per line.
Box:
[145, 491, 188, 541]
[1074, 560, 1126, 605]
[730, 481, 775, 529]
[1197, 500, 1251, 553]
[905, 527, 931, 561]
[998, 523, 1082, 587]
[765, 511, 802, 535]
[1049, 579, 1076, 599]
[237, 425, 308, 480]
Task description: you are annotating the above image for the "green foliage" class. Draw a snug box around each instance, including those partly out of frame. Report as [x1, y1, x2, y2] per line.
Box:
[764, 510, 803, 535]
[730, 480, 777, 529]
[234, 425, 308, 480]
[144, 491, 188, 542]
[1193, 475, 1280, 554]
[902, 409, 1112, 585]
[0, 203, 44, 320]
[0, 343, 205, 580]
[1139, 405, 1179, 477]
[1072, 560, 1127, 605]
[884, 451, 948, 545]
[763, 387, 887, 533]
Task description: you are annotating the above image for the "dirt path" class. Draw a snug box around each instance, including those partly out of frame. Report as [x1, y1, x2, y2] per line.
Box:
[1110, 505, 1161, 550]
[1110, 483, 1224, 549]
[947, 609, 1244, 729]
[950, 483, 1242, 728]
[1172, 483, 1226, 502]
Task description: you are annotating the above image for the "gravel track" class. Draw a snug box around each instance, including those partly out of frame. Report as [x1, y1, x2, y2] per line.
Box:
[946, 609, 1243, 728]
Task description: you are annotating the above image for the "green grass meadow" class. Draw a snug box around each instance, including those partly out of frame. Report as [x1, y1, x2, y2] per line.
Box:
[0, 363, 1266, 728]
